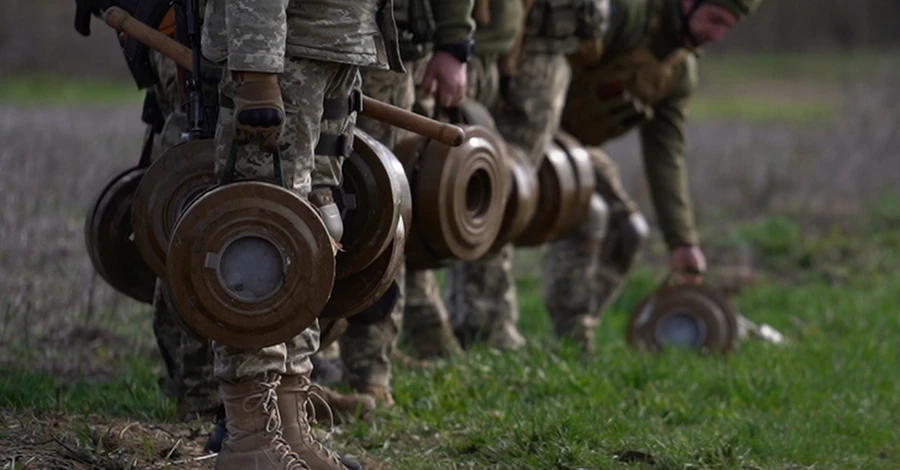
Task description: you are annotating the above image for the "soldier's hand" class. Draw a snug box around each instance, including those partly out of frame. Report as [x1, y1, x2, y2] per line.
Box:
[232, 71, 284, 153]
[421, 51, 468, 108]
[670, 245, 706, 285]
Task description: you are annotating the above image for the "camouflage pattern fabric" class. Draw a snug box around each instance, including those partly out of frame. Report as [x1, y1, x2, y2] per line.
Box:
[445, 244, 523, 349]
[339, 263, 405, 390]
[335, 56, 457, 393]
[147, 50, 219, 418]
[543, 148, 642, 351]
[403, 267, 461, 358]
[202, 0, 403, 73]
[211, 54, 362, 382]
[493, 51, 572, 166]
[442, 53, 525, 351]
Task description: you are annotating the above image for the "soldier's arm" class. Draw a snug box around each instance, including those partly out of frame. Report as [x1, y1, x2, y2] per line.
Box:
[638, 82, 699, 250]
[429, 0, 476, 48]
[225, 0, 289, 73]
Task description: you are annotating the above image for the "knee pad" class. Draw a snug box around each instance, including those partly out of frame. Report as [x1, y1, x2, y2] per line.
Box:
[579, 193, 611, 244]
[310, 186, 344, 242]
[602, 211, 650, 272]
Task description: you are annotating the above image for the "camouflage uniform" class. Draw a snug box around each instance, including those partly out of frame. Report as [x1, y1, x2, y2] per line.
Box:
[200, 0, 402, 384]
[541, 0, 759, 351]
[443, 40, 524, 350]
[198, 0, 405, 466]
[338, 0, 475, 398]
[448, 0, 612, 351]
[146, 23, 220, 419]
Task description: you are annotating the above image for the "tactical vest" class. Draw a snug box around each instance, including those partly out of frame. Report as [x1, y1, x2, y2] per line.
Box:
[524, 0, 609, 53]
[562, 0, 692, 145]
[392, 0, 436, 61]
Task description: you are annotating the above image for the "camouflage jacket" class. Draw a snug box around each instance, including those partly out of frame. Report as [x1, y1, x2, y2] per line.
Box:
[201, 0, 404, 73]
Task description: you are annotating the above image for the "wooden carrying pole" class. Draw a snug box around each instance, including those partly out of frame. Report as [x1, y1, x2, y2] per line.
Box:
[102, 7, 466, 147]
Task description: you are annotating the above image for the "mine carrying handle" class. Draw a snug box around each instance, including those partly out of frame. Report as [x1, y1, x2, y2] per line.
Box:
[101, 6, 466, 147]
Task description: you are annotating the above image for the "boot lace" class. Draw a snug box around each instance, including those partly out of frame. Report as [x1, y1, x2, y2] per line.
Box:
[239, 379, 311, 470]
[283, 375, 343, 466]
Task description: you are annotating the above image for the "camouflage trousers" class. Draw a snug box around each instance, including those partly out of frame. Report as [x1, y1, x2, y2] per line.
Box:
[543, 148, 645, 351]
[212, 57, 361, 383]
[494, 50, 571, 166]
[147, 50, 219, 417]
[336, 57, 458, 392]
[445, 52, 567, 351]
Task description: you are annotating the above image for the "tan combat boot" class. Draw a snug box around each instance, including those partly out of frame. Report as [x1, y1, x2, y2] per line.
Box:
[215, 373, 308, 470]
[311, 386, 376, 425]
[356, 384, 395, 407]
[404, 323, 463, 360]
[278, 374, 362, 470]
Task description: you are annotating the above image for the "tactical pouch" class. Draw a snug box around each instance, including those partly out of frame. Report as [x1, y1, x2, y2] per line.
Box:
[575, 0, 610, 41]
[315, 89, 363, 158]
[394, 0, 436, 61]
[527, 0, 579, 39]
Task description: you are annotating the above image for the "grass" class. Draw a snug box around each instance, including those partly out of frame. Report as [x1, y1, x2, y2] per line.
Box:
[4, 50, 898, 123]
[688, 96, 837, 124]
[3, 219, 900, 469]
[0, 75, 141, 105]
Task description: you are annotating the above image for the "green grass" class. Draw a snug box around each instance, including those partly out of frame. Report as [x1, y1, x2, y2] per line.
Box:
[698, 49, 897, 85]
[689, 96, 838, 124]
[3, 222, 900, 469]
[0, 75, 142, 105]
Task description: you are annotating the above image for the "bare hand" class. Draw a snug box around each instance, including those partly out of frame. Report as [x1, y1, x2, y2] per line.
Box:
[669, 245, 707, 285]
[421, 51, 468, 108]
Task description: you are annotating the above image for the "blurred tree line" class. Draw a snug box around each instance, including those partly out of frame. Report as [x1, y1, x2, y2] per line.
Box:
[720, 0, 900, 51]
[0, 0, 898, 79]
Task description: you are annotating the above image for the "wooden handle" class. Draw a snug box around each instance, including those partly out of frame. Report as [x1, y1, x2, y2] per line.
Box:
[362, 97, 465, 147]
[103, 7, 194, 70]
[100, 6, 465, 147]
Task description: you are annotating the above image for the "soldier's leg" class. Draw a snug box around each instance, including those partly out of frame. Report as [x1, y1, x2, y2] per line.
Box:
[340, 263, 405, 404]
[439, 54, 527, 352]
[146, 50, 221, 421]
[493, 51, 571, 165]
[591, 149, 649, 318]
[334, 64, 413, 403]
[446, 245, 524, 350]
[404, 267, 463, 357]
[381, 57, 462, 359]
[211, 56, 360, 469]
[543, 149, 649, 352]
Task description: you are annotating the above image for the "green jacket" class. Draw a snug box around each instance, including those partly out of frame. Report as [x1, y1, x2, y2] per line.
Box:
[600, 0, 700, 248]
[394, 0, 476, 60]
[473, 0, 525, 56]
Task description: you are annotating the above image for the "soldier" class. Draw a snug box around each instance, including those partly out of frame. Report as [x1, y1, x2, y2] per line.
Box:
[199, 0, 403, 468]
[494, 0, 763, 353]
[72, 0, 222, 423]
[445, 0, 610, 351]
[443, 0, 531, 351]
[337, 0, 475, 406]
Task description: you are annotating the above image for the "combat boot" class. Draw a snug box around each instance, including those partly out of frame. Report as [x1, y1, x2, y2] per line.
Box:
[311, 386, 376, 425]
[215, 374, 308, 470]
[404, 322, 462, 359]
[357, 384, 395, 407]
[278, 374, 363, 470]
